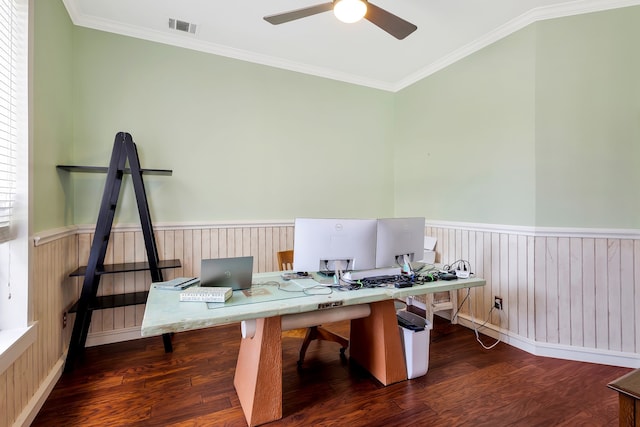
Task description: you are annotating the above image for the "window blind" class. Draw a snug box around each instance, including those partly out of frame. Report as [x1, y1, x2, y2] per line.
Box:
[0, 0, 18, 243]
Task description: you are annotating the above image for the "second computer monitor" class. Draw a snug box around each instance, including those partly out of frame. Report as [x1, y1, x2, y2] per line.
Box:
[375, 217, 425, 269]
[293, 218, 378, 273]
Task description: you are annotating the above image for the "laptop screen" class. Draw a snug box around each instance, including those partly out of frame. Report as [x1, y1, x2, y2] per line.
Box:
[200, 256, 253, 290]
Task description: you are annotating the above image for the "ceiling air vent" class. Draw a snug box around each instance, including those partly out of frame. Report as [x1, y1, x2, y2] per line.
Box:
[169, 18, 197, 34]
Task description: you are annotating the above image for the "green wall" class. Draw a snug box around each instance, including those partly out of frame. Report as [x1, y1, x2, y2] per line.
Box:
[32, 2, 640, 232]
[394, 27, 537, 226]
[396, 6, 640, 229]
[534, 8, 640, 228]
[33, 0, 74, 232]
[69, 29, 395, 226]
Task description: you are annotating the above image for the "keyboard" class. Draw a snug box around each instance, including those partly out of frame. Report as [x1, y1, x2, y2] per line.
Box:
[180, 287, 232, 302]
[360, 275, 413, 288]
[342, 267, 401, 281]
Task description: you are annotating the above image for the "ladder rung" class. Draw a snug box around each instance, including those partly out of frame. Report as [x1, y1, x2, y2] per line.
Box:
[56, 165, 173, 176]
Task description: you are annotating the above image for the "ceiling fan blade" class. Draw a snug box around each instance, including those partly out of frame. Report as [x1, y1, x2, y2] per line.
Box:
[264, 3, 334, 25]
[365, 2, 417, 40]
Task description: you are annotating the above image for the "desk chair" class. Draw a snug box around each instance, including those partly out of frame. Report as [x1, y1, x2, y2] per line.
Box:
[276, 250, 349, 366]
[277, 250, 294, 271]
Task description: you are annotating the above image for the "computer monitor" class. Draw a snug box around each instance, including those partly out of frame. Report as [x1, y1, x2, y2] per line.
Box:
[293, 218, 377, 274]
[375, 217, 425, 273]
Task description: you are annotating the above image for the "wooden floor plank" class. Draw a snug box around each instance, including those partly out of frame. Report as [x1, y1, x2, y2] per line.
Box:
[33, 317, 631, 426]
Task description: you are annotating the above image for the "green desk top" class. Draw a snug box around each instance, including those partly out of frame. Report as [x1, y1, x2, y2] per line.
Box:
[141, 271, 485, 337]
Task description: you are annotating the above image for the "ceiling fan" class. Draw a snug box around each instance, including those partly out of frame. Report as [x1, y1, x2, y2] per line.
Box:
[264, 0, 417, 40]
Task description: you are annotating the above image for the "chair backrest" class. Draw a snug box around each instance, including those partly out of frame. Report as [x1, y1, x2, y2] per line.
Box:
[277, 250, 294, 271]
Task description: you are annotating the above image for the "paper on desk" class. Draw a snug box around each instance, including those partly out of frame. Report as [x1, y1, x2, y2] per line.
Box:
[153, 277, 199, 290]
[424, 236, 437, 251]
[422, 236, 437, 264]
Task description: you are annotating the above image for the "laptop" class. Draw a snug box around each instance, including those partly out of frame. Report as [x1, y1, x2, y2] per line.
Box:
[200, 256, 253, 290]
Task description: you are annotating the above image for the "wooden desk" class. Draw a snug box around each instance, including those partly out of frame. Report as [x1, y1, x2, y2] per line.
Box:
[142, 272, 485, 426]
[609, 369, 640, 426]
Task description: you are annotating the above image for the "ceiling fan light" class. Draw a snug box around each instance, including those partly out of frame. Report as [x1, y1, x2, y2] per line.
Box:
[334, 0, 367, 24]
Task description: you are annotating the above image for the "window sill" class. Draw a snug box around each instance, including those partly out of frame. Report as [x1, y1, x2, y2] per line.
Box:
[0, 322, 37, 374]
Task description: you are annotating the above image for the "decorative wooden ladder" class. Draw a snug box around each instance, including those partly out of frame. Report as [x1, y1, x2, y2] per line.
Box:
[62, 132, 179, 372]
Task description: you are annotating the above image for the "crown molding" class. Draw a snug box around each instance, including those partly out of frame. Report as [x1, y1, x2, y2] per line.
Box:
[60, 0, 395, 91]
[63, 0, 640, 92]
[394, 0, 640, 91]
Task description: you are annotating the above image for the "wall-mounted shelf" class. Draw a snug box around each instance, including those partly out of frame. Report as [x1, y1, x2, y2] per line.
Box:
[69, 259, 181, 277]
[68, 291, 150, 313]
[57, 165, 172, 176]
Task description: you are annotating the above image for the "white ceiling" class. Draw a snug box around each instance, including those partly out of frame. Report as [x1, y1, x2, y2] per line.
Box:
[62, 0, 640, 91]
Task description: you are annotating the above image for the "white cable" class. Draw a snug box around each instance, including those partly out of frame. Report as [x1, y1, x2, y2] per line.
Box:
[333, 259, 348, 286]
[401, 254, 412, 275]
[467, 291, 502, 350]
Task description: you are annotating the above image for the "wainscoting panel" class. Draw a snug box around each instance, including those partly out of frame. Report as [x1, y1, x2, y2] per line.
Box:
[32, 234, 77, 394]
[49, 222, 640, 362]
[427, 224, 640, 361]
[77, 225, 295, 335]
[1, 233, 77, 427]
[8, 221, 640, 427]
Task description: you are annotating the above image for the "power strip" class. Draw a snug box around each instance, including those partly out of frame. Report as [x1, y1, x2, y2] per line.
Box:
[455, 270, 470, 279]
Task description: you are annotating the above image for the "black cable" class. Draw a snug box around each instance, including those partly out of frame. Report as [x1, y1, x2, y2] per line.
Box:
[442, 259, 472, 273]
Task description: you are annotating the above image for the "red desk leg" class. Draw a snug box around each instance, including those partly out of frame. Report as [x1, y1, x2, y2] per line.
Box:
[350, 299, 408, 386]
[233, 316, 283, 426]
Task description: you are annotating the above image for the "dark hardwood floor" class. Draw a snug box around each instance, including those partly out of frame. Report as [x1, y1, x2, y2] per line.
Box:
[33, 317, 630, 426]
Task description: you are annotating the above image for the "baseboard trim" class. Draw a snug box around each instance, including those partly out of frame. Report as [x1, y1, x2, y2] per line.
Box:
[14, 355, 64, 427]
[85, 326, 143, 347]
[457, 314, 640, 369]
[13, 330, 147, 426]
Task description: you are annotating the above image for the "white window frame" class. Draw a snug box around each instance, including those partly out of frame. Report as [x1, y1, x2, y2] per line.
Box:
[0, 0, 33, 372]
